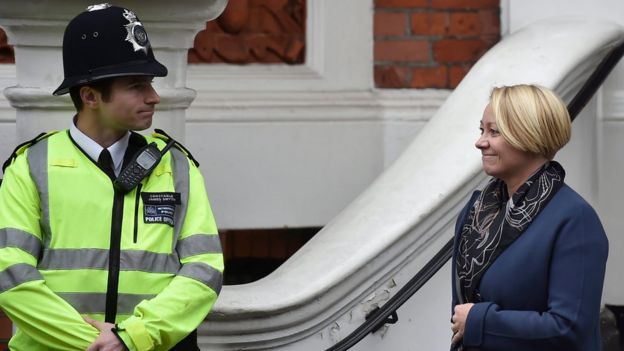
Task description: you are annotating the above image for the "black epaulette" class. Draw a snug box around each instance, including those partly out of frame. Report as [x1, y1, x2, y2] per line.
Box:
[152, 128, 200, 167]
[2, 131, 59, 173]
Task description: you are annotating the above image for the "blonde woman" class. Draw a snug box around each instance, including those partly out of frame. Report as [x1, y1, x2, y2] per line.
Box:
[450, 84, 608, 351]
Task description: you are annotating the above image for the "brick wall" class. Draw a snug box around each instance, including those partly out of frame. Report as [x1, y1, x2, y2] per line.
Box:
[0, 310, 10, 350]
[1, 0, 500, 89]
[220, 227, 319, 284]
[374, 0, 500, 89]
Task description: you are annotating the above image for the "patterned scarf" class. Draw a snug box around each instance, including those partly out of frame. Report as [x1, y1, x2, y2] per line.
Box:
[456, 161, 565, 303]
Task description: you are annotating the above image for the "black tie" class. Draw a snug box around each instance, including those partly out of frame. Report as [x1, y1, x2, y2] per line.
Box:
[98, 149, 115, 179]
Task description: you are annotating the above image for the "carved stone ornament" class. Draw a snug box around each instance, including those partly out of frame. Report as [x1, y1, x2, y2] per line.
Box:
[189, 0, 306, 64]
[0, 28, 14, 63]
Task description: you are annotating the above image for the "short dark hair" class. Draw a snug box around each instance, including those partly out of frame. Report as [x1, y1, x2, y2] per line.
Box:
[69, 78, 114, 111]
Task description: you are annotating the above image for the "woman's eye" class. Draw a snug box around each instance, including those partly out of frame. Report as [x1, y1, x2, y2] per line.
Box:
[478, 127, 484, 134]
[491, 129, 500, 135]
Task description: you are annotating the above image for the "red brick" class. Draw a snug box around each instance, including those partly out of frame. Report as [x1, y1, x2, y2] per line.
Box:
[250, 231, 271, 258]
[285, 234, 308, 257]
[481, 34, 500, 48]
[449, 64, 472, 87]
[0, 28, 15, 64]
[0, 313, 11, 339]
[257, 8, 282, 34]
[375, 12, 407, 36]
[268, 235, 288, 259]
[431, 0, 499, 9]
[206, 20, 222, 33]
[0, 29, 8, 44]
[219, 234, 228, 260]
[252, 36, 289, 63]
[229, 231, 252, 258]
[411, 12, 448, 36]
[479, 9, 501, 36]
[247, 34, 270, 60]
[375, 40, 429, 62]
[219, 231, 231, 260]
[375, 0, 428, 8]
[250, 0, 283, 6]
[283, 38, 305, 63]
[448, 12, 481, 36]
[187, 50, 200, 63]
[216, 34, 249, 63]
[375, 65, 411, 88]
[433, 39, 487, 63]
[190, 29, 217, 62]
[410, 66, 448, 88]
[217, 0, 250, 34]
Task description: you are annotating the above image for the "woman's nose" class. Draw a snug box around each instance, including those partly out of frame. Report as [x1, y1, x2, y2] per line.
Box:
[475, 135, 487, 149]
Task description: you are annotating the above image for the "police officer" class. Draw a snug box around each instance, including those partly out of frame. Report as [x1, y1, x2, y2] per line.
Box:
[0, 4, 223, 350]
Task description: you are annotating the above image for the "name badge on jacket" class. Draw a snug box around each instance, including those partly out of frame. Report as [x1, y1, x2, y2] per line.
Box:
[141, 192, 181, 227]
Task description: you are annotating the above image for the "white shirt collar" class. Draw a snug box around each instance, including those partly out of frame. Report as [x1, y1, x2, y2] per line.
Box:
[69, 119, 130, 176]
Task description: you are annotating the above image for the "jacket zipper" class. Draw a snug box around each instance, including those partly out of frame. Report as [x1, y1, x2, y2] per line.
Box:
[105, 188, 124, 323]
[133, 183, 142, 243]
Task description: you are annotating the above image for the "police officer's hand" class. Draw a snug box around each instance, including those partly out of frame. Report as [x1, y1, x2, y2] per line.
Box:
[84, 316, 126, 351]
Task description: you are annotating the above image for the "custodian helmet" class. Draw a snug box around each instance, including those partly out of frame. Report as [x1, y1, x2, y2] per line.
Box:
[53, 3, 168, 95]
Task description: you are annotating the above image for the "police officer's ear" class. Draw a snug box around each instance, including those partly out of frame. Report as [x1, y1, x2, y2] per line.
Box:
[79, 85, 100, 109]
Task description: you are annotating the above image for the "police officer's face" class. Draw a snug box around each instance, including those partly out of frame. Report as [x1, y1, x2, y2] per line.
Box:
[98, 75, 160, 132]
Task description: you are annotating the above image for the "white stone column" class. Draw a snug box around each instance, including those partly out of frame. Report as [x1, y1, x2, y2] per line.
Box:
[0, 0, 227, 141]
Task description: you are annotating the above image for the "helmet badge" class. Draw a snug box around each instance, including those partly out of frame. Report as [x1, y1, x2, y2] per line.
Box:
[87, 3, 111, 11]
[123, 9, 149, 55]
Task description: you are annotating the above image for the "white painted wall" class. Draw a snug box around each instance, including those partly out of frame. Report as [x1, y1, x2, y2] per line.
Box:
[0, 65, 16, 171]
[0, 0, 445, 230]
[198, 18, 623, 350]
[183, 0, 449, 229]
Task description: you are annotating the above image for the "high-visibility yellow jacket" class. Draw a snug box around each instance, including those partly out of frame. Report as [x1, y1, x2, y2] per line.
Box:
[0, 130, 223, 351]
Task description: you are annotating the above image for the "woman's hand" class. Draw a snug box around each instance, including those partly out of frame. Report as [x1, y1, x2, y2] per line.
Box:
[451, 303, 474, 345]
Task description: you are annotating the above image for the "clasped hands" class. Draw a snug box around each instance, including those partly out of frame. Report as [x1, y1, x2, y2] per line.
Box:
[83, 316, 125, 351]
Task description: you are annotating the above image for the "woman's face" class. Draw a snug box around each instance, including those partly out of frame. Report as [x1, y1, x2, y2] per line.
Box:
[475, 104, 544, 185]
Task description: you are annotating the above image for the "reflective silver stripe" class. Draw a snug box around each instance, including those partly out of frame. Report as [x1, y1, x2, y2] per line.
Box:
[27, 139, 51, 250]
[39, 248, 108, 270]
[38, 249, 180, 273]
[57, 292, 155, 315]
[0, 228, 42, 258]
[0, 263, 43, 293]
[177, 234, 222, 259]
[170, 148, 189, 249]
[178, 262, 223, 294]
[121, 250, 180, 273]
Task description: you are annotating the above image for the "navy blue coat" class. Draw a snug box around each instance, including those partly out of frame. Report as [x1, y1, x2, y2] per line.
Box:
[451, 184, 609, 351]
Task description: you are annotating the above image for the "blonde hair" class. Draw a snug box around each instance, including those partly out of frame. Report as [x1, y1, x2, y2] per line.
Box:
[490, 84, 571, 159]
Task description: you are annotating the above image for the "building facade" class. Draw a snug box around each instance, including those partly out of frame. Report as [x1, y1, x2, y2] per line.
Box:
[1, 0, 623, 349]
